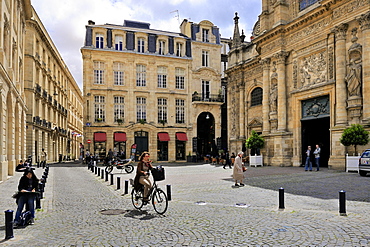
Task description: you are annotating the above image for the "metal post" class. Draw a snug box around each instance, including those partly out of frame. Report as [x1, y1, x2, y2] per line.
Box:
[339, 190, 347, 216]
[35, 193, 41, 209]
[5, 210, 14, 239]
[117, 177, 121, 190]
[98, 168, 100, 177]
[105, 171, 108, 182]
[110, 174, 114, 185]
[166, 184, 172, 201]
[279, 187, 285, 209]
[42, 175, 47, 183]
[101, 170, 104, 179]
[124, 180, 129, 194]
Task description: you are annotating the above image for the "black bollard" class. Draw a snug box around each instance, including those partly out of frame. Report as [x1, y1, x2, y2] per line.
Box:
[166, 184, 172, 201]
[98, 168, 100, 177]
[117, 177, 121, 190]
[279, 187, 285, 209]
[42, 175, 47, 183]
[105, 171, 108, 182]
[5, 210, 14, 239]
[101, 170, 104, 179]
[37, 162, 40, 168]
[110, 174, 114, 185]
[35, 194, 41, 209]
[124, 180, 129, 194]
[39, 183, 44, 199]
[339, 190, 347, 216]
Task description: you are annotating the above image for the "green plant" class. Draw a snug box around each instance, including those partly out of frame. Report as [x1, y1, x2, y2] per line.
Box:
[117, 118, 123, 124]
[245, 130, 265, 155]
[138, 119, 146, 124]
[340, 124, 369, 154]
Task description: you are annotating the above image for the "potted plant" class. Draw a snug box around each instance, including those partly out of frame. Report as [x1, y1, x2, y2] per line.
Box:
[186, 152, 192, 162]
[96, 118, 102, 122]
[117, 118, 123, 124]
[245, 130, 265, 167]
[340, 124, 369, 172]
[138, 119, 146, 124]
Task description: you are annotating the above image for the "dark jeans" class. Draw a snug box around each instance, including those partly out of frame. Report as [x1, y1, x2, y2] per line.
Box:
[14, 193, 36, 223]
[315, 157, 320, 171]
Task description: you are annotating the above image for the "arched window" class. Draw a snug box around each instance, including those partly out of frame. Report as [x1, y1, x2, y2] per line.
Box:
[251, 87, 263, 106]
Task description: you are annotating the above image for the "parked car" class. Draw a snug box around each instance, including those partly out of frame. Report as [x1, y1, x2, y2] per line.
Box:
[359, 149, 370, 176]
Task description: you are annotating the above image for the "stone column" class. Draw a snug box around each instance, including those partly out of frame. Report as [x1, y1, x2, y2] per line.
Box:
[276, 51, 288, 132]
[261, 58, 271, 133]
[239, 82, 245, 139]
[332, 23, 348, 126]
[357, 12, 370, 122]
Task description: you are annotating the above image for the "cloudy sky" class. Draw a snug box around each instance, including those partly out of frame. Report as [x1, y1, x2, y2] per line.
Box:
[31, 0, 262, 91]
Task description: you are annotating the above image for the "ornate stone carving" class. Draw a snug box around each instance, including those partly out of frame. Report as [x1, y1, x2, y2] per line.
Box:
[260, 58, 271, 70]
[302, 96, 330, 119]
[331, 23, 348, 41]
[345, 28, 362, 98]
[333, 0, 369, 20]
[299, 51, 327, 88]
[293, 60, 298, 88]
[328, 47, 334, 80]
[274, 51, 289, 64]
[357, 11, 370, 31]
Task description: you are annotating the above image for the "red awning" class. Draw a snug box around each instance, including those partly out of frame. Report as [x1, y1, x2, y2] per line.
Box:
[114, 132, 127, 142]
[176, 132, 188, 141]
[158, 132, 170, 142]
[94, 132, 106, 142]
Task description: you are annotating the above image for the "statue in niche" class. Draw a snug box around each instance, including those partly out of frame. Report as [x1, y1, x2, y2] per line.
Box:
[300, 59, 311, 87]
[270, 82, 278, 112]
[345, 58, 362, 98]
[345, 28, 362, 98]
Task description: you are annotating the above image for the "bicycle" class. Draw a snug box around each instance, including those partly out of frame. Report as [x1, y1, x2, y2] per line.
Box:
[131, 166, 168, 214]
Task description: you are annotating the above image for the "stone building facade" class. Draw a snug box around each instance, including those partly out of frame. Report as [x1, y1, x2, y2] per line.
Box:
[24, 8, 83, 164]
[81, 19, 223, 162]
[227, 0, 370, 169]
[0, 0, 32, 181]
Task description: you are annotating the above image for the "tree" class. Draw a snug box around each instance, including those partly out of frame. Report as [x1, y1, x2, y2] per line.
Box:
[245, 130, 265, 155]
[340, 124, 369, 155]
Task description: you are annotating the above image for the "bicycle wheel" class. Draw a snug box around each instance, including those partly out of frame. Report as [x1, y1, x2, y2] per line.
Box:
[131, 188, 144, 209]
[124, 164, 134, 174]
[105, 165, 113, 174]
[152, 189, 168, 214]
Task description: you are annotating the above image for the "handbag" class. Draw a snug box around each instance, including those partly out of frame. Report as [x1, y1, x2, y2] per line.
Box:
[242, 166, 247, 172]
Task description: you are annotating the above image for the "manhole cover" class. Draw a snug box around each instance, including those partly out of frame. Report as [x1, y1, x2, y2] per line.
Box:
[195, 201, 207, 205]
[100, 209, 126, 215]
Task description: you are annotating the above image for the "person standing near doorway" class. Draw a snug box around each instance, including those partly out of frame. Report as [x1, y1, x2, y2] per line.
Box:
[313, 144, 321, 171]
[304, 146, 313, 171]
[40, 148, 47, 168]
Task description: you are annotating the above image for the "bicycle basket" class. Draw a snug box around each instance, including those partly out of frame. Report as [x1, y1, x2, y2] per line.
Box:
[152, 166, 165, 181]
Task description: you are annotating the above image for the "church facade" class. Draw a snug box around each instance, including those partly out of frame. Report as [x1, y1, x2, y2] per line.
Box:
[226, 0, 370, 169]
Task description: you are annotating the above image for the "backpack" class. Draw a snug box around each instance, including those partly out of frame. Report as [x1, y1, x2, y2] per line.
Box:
[18, 211, 32, 227]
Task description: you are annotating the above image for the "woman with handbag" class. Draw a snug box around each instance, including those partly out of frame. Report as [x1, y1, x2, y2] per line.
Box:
[233, 151, 245, 187]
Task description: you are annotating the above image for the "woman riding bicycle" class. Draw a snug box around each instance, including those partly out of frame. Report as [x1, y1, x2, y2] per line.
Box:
[134, 152, 153, 202]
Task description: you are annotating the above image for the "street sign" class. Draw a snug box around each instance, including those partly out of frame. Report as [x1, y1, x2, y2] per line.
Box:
[87, 139, 91, 144]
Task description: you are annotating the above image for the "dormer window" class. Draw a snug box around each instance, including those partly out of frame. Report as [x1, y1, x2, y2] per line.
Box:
[299, 0, 318, 11]
[159, 40, 166, 55]
[96, 33, 104, 49]
[202, 29, 209, 42]
[115, 35, 123, 51]
[137, 38, 145, 53]
[176, 43, 183, 57]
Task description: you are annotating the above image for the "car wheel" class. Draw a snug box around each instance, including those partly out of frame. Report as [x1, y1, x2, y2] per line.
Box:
[359, 170, 367, 176]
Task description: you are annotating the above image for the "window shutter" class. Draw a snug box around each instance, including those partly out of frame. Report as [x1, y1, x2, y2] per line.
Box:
[107, 29, 112, 48]
[148, 34, 157, 53]
[85, 27, 93, 46]
[186, 39, 192, 57]
[168, 37, 174, 55]
[126, 32, 134, 50]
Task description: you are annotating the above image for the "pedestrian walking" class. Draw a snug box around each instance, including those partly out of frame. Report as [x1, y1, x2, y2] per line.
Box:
[233, 151, 245, 187]
[304, 146, 313, 171]
[313, 144, 321, 171]
[223, 150, 232, 169]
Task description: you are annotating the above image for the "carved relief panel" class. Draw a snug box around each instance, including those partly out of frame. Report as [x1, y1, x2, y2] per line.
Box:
[298, 50, 327, 89]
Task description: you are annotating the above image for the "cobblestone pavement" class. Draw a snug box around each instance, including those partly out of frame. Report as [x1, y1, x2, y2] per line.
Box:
[1, 162, 370, 246]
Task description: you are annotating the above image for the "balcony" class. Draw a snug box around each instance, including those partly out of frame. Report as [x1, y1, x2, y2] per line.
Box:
[192, 93, 224, 103]
[35, 84, 42, 94]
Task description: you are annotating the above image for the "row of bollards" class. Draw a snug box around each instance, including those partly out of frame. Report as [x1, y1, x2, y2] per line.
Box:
[88, 164, 171, 201]
[278, 187, 347, 216]
[5, 165, 50, 240]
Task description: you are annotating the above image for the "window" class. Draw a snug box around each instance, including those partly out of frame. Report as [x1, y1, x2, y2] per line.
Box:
[251, 87, 263, 106]
[93, 61, 105, 84]
[202, 50, 209, 67]
[95, 33, 104, 49]
[158, 98, 167, 123]
[136, 64, 146, 87]
[175, 68, 185, 89]
[176, 43, 183, 57]
[159, 40, 166, 55]
[157, 66, 167, 88]
[115, 35, 123, 51]
[299, 0, 318, 11]
[137, 38, 145, 53]
[136, 97, 146, 122]
[202, 80, 210, 100]
[202, 29, 209, 42]
[176, 99, 185, 124]
[94, 96, 105, 122]
[114, 96, 124, 122]
[113, 62, 124, 85]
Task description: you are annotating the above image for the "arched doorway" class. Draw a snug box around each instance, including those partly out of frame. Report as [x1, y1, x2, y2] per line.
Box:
[197, 112, 216, 158]
[134, 131, 148, 161]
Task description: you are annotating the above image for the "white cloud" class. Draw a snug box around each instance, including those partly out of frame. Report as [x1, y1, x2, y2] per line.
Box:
[32, 0, 261, 91]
